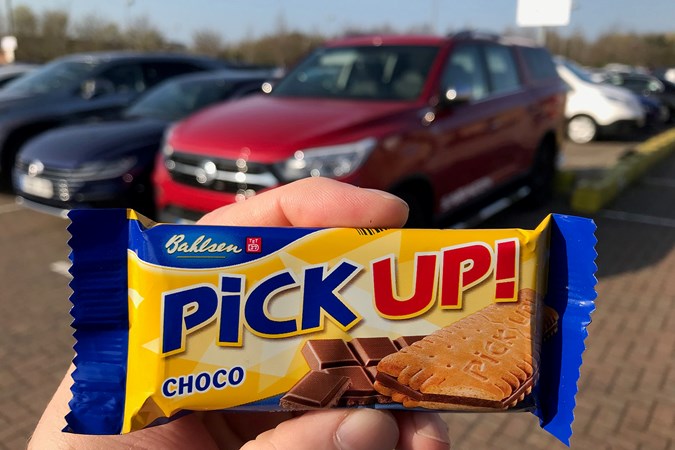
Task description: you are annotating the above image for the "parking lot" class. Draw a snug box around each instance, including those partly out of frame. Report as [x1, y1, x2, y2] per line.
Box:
[1, 129, 674, 449]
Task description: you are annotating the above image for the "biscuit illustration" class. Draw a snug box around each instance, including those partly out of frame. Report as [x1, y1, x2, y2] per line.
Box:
[374, 289, 538, 410]
[542, 305, 559, 340]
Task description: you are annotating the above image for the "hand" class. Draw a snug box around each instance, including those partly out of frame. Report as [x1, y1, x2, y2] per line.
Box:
[29, 178, 451, 450]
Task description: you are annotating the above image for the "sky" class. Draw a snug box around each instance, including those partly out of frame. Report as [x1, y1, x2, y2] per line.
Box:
[4, 0, 675, 45]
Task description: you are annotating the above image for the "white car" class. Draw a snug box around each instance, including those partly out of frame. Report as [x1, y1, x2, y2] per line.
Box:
[555, 57, 644, 144]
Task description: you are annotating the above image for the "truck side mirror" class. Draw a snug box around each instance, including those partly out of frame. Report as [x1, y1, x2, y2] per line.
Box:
[261, 81, 275, 94]
[437, 82, 473, 109]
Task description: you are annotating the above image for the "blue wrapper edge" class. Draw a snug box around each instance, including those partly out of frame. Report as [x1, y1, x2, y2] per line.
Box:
[65, 209, 130, 434]
[535, 213, 598, 446]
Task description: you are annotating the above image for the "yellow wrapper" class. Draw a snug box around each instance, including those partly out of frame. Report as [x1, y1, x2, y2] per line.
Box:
[66, 209, 596, 446]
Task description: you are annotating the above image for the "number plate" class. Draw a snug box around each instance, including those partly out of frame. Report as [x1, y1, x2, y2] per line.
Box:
[20, 175, 54, 199]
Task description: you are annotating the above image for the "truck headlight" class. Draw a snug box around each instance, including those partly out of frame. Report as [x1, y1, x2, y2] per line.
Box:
[161, 124, 176, 158]
[275, 137, 376, 182]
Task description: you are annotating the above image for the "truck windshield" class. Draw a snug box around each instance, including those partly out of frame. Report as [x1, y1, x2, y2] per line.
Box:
[272, 45, 439, 101]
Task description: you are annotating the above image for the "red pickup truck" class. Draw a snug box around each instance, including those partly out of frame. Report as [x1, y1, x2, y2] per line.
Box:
[153, 31, 566, 226]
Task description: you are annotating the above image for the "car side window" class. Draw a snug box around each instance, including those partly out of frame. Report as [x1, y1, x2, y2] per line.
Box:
[484, 44, 521, 95]
[143, 62, 203, 89]
[98, 63, 145, 94]
[440, 44, 489, 101]
[621, 78, 644, 90]
[520, 46, 559, 82]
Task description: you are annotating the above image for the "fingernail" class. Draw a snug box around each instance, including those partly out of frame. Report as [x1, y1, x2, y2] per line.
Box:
[335, 409, 398, 450]
[363, 188, 409, 209]
[413, 413, 450, 446]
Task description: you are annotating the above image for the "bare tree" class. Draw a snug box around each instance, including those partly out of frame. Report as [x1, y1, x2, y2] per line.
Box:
[341, 23, 398, 37]
[38, 10, 69, 57]
[72, 13, 125, 52]
[12, 5, 38, 36]
[41, 10, 68, 36]
[6, 3, 675, 70]
[192, 30, 224, 57]
[124, 16, 166, 51]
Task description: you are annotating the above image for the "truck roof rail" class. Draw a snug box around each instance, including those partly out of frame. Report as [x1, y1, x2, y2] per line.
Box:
[450, 30, 500, 41]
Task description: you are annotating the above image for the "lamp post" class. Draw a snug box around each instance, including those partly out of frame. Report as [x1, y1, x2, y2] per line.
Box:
[125, 0, 135, 29]
[5, 0, 14, 35]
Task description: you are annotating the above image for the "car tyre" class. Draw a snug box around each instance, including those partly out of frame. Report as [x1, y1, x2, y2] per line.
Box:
[0, 151, 15, 191]
[567, 115, 597, 144]
[660, 105, 671, 124]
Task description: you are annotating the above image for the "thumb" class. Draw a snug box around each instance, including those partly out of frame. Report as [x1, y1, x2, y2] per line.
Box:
[241, 409, 399, 450]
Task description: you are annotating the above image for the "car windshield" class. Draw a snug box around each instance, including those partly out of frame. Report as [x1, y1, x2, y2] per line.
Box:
[559, 58, 596, 84]
[2, 59, 100, 96]
[124, 77, 245, 121]
[271, 45, 439, 101]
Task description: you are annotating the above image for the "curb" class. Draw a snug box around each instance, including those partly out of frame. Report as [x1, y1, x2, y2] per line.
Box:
[562, 128, 675, 214]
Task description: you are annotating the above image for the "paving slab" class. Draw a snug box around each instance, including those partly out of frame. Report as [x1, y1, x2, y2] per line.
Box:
[1, 128, 674, 449]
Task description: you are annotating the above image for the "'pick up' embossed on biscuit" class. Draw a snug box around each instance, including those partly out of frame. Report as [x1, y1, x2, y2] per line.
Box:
[374, 289, 537, 410]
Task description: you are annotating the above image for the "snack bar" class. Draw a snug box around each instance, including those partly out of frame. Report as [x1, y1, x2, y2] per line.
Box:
[65, 209, 596, 445]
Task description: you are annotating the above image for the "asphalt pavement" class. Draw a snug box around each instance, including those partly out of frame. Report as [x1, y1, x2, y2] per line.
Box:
[1, 129, 674, 449]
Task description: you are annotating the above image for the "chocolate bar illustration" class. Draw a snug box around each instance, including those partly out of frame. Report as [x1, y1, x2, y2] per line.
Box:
[282, 337, 411, 408]
[279, 371, 352, 409]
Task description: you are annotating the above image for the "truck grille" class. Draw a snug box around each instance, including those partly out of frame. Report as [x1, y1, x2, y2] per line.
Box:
[165, 151, 279, 194]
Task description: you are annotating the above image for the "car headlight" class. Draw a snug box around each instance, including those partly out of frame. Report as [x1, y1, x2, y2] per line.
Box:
[73, 157, 138, 181]
[274, 137, 376, 182]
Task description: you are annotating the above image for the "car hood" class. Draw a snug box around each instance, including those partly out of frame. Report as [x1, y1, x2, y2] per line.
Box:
[19, 118, 167, 168]
[0, 92, 55, 113]
[596, 83, 637, 102]
[171, 95, 419, 161]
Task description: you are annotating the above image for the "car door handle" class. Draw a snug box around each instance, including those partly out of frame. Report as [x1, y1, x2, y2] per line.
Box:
[489, 118, 505, 131]
[527, 104, 545, 119]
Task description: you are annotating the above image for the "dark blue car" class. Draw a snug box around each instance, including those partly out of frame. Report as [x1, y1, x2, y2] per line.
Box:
[14, 69, 275, 219]
[0, 51, 232, 187]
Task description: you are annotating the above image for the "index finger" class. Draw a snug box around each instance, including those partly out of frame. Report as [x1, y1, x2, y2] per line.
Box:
[197, 177, 409, 228]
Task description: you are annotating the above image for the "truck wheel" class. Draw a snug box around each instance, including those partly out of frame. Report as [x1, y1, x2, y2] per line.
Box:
[567, 115, 597, 144]
[393, 188, 432, 228]
[523, 139, 556, 208]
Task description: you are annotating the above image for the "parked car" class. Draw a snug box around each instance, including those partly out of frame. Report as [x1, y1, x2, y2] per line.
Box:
[555, 57, 644, 144]
[153, 32, 566, 227]
[0, 51, 231, 188]
[604, 72, 675, 123]
[637, 95, 668, 127]
[652, 67, 675, 84]
[13, 69, 275, 218]
[0, 63, 39, 88]
[655, 76, 675, 121]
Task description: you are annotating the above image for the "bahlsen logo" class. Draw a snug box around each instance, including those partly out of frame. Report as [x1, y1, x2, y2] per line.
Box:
[165, 234, 243, 258]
